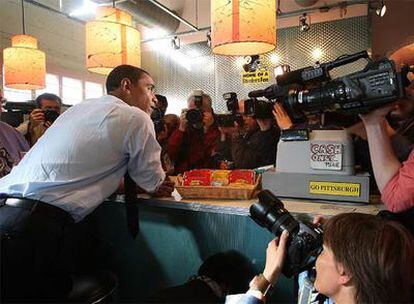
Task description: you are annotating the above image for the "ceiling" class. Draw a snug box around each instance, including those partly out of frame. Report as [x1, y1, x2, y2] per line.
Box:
[29, 0, 370, 44]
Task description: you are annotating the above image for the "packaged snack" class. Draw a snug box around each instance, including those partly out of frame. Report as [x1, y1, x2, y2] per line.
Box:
[229, 170, 256, 187]
[211, 170, 231, 186]
[183, 169, 213, 186]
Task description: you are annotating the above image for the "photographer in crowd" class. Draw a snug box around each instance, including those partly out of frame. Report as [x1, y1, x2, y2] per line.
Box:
[216, 99, 279, 169]
[16, 93, 62, 146]
[234, 213, 414, 304]
[167, 90, 219, 174]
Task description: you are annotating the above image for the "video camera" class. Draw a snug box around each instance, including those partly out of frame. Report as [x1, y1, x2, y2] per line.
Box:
[216, 92, 243, 127]
[248, 51, 413, 121]
[250, 190, 323, 277]
[3, 101, 59, 123]
[244, 98, 274, 119]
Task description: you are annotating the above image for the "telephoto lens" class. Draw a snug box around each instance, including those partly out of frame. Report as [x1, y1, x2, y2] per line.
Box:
[250, 190, 299, 237]
[250, 190, 323, 277]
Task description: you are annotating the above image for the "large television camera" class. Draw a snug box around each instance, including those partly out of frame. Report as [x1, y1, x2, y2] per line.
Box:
[250, 190, 323, 277]
[248, 51, 413, 121]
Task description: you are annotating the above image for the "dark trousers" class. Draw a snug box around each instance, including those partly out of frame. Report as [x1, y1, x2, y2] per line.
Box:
[0, 199, 75, 302]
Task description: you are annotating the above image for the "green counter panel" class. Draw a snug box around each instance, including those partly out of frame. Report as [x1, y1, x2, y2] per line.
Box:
[77, 201, 294, 303]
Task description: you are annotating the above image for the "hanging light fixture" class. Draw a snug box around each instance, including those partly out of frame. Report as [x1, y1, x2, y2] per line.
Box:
[85, 1, 141, 75]
[211, 0, 276, 56]
[3, 0, 46, 90]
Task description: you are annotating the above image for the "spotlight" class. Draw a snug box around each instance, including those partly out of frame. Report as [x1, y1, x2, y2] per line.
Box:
[299, 13, 310, 32]
[206, 30, 211, 48]
[171, 36, 180, 50]
[312, 48, 323, 60]
[376, 1, 386, 17]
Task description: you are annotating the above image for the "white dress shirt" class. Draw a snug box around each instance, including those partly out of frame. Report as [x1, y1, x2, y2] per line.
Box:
[0, 95, 165, 222]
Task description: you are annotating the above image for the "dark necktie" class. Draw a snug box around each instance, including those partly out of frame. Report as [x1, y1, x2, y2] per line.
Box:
[124, 173, 139, 238]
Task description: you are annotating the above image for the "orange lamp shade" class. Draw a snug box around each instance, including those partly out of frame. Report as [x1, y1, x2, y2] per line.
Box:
[3, 34, 46, 90]
[86, 7, 141, 75]
[211, 0, 276, 56]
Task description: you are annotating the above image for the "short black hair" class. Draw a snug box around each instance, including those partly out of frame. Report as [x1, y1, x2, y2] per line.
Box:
[106, 65, 150, 92]
[155, 94, 168, 107]
[35, 93, 62, 108]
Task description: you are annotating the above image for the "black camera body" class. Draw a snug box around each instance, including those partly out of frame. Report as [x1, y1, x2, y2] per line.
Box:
[186, 90, 204, 129]
[43, 109, 60, 123]
[151, 107, 165, 134]
[244, 98, 274, 119]
[216, 92, 244, 127]
[248, 51, 412, 121]
[250, 190, 323, 277]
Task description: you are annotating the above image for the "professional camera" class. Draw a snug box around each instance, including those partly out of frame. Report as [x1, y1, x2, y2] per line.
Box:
[43, 109, 59, 123]
[248, 51, 413, 121]
[216, 92, 243, 127]
[250, 190, 323, 277]
[186, 90, 204, 129]
[151, 107, 165, 134]
[244, 98, 274, 119]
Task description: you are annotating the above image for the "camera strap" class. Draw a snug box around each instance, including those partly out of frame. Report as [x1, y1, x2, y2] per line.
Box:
[124, 172, 140, 238]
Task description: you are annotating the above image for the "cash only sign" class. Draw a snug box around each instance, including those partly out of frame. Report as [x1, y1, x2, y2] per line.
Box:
[308, 142, 361, 197]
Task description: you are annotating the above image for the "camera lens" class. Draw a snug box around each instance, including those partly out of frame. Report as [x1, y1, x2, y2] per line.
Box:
[186, 109, 204, 129]
[250, 190, 299, 237]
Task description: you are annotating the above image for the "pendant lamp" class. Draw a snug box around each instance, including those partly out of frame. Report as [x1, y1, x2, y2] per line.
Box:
[211, 0, 276, 56]
[85, 2, 141, 75]
[3, 0, 46, 90]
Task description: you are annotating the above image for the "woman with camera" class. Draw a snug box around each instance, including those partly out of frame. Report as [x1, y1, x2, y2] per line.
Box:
[237, 213, 414, 304]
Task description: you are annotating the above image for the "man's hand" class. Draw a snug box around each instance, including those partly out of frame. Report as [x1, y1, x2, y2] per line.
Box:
[256, 118, 273, 131]
[360, 103, 397, 127]
[203, 110, 215, 133]
[152, 180, 175, 197]
[179, 109, 188, 132]
[262, 230, 289, 285]
[29, 109, 45, 123]
[273, 103, 293, 130]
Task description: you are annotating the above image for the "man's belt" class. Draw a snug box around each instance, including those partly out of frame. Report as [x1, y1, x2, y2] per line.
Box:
[0, 197, 74, 224]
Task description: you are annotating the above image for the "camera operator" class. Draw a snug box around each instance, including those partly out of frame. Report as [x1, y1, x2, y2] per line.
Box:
[167, 90, 219, 174]
[0, 91, 29, 178]
[354, 46, 414, 212]
[216, 99, 279, 169]
[18, 93, 62, 146]
[232, 213, 414, 304]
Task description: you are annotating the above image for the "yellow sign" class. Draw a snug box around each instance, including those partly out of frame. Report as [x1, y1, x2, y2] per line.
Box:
[309, 181, 361, 197]
[242, 69, 270, 84]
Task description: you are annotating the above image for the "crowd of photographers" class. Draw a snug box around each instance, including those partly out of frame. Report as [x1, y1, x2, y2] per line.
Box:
[0, 43, 413, 303]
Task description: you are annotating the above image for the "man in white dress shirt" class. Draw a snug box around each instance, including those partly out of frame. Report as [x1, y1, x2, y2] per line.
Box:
[0, 65, 174, 301]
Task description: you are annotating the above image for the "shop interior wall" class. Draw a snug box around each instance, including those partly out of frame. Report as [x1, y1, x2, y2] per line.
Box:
[0, 0, 105, 99]
[142, 16, 370, 115]
[371, 0, 414, 59]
